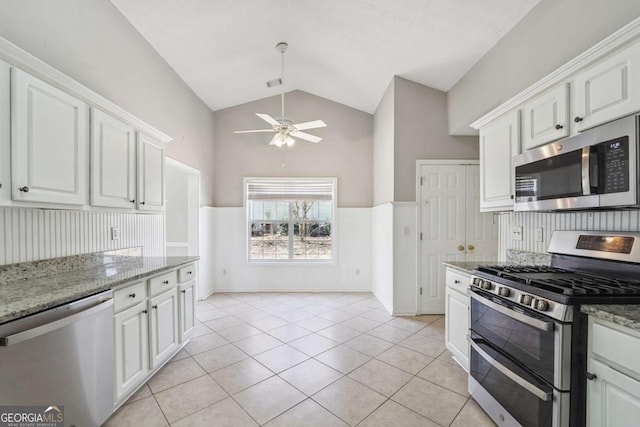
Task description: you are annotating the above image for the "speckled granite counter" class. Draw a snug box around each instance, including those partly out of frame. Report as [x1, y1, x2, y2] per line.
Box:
[442, 261, 502, 274]
[0, 255, 199, 324]
[582, 305, 640, 330]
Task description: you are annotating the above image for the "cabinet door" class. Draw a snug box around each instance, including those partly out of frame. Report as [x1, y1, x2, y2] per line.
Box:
[114, 303, 148, 401]
[0, 60, 10, 204]
[179, 281, 196, 342]
[574, 41, 640, 132]
[523, 84, 569, 149]
[91, 109, 136, 208]
[149, 288, 178, 369]
[479, 110, 520, 211]
[588, 358, 640, 427]
[11, 69, 87, 205]
[445, 285, 469, 371]
[137, 133, 165, 211]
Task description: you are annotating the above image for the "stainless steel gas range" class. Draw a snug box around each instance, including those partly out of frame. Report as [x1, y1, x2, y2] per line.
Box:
[468, 231, 640, 427]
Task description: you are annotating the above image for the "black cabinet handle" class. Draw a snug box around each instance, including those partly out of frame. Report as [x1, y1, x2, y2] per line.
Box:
[162, 280, 169, 284]
[586, 372, 597, 381]
[18, 186, 29, 193]
[129, 293, 136, 298]
[140, 201, 146, 205]
[152, 305, 158, 309]
[181, 290, 186, 294]
[574, 116, 584, 123]
[555, 124, 563, 130]
[141, 309, 148, 314]
[130, 199, 135, 203]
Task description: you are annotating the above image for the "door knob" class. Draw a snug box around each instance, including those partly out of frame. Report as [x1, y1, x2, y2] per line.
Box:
[457, 245, 465, 251]
[468, 245, 475, 251]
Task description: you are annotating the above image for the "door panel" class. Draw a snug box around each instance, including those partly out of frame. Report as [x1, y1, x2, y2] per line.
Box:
[114, 303, 148, 401]
[149, 289, 178, 368]
[420, 164, 465, 313]
[137, 133, 165, 211]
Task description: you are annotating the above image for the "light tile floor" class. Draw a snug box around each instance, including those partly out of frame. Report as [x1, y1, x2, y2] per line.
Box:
[103, 292, 496, 427]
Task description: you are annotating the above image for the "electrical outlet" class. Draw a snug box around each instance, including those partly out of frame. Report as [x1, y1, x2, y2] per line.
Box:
[111, 227, 119, 241]
[512, 226, 523, 241]
[535, 227, 544, 242]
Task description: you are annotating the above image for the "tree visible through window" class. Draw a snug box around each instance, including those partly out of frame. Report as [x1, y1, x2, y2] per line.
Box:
[246, 178, 336, 261]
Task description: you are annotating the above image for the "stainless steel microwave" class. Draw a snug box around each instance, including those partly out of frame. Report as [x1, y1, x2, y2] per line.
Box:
[513, 114, 639, 211]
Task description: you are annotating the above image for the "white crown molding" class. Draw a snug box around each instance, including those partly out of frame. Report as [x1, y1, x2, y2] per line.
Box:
[0, 36, 172, 143]
[471, 16, 640, 130]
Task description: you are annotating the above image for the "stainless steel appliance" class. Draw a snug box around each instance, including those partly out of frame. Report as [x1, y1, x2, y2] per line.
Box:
[513, 114, 639, 211]
[469, 231, 640, 427]
[0, 290, 114, 427]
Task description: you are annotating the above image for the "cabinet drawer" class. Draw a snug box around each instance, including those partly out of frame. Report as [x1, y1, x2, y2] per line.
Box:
[149, 270, 178, 297]
[114, 281, 147, 313]
[592, 320, 640, 379]
[446, 268, 470, 293]
[178, 264, 196, 283]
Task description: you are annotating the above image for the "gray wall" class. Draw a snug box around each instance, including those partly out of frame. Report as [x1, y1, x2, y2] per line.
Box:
[394, 77, 478, 201]
[373, 80, 395, 206]
[447, 0, 640, 135]
[0, 0, 216, 204]
[213, 90, 373, 207]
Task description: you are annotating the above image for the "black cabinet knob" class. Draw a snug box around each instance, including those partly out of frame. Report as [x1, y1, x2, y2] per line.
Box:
[130, 199, 135, 203]
[574, 116, 584, 123]
[18, 186, 29, 193]
[152, 305, 158, 309]
[129, 293, 136, 298]
[141, 309, 148, 314]
[162, 280, 169, 284]
[141, 201, 146, 205]
[555, 124, 563, 130]
[586, 372, 597, 381]
[510, 195, 514, 199]
[181, 290, 186, 294]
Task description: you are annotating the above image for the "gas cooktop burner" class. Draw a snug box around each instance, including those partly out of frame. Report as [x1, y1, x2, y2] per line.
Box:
[476, 265, 640, 297]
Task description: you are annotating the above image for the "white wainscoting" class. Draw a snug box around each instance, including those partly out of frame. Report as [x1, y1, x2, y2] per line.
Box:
[0, 208, 165, 264]
[198, 206, 216, 299]
[211, 207, 372, 292]
[498, 210, 640, 259]
[392, 202, 418, 315]
[372, 203, 393, 313]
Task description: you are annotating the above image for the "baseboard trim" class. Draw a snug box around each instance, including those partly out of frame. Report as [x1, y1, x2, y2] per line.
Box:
[392, 310, 418, 316]
[212, 288, 373, 293]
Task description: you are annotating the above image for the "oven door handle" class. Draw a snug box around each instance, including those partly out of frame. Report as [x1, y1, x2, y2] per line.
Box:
[469, 291, 554, 332]
[468, 337, 553, 402]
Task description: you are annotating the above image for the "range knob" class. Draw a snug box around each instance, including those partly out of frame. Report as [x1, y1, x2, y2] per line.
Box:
[480, 281, 493, 291]
[498, 287, 511, 297]
[534, 299, 549, 311]
[519, 294, 533, 305]
[472, 277, 483, 287]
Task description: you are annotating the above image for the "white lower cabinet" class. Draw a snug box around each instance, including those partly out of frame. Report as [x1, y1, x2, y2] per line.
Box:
[114, 302, 148, 401]
[113, 265, 195, 405]
[179, 280, 196, 342]
[587, 317, 640, 426]
[149, 287, 179, 369]
[444, 267, 470, 371]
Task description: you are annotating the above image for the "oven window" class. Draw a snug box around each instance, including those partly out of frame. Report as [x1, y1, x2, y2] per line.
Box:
[470, 294, 556, 384]
[515, 149, 583, 202]
[470, 338, 555, 427]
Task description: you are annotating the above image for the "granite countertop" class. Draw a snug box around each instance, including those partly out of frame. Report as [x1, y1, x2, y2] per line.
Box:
[582, 305, 640, 330]
[0, 256, 199, 324]
[442, 261, 502, 274]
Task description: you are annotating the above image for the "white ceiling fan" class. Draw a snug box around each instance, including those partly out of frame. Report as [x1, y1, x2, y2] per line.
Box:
[234, 42, 326, 147]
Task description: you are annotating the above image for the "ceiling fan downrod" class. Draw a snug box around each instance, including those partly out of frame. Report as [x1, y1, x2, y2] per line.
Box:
[276, 42, 288, 121]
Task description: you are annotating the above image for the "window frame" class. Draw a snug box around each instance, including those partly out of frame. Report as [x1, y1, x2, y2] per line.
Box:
[244, 177, 337, 264]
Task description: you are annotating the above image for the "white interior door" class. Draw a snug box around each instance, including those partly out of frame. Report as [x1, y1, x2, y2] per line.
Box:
[419, 164, 466, 314]
[464, 165, 499, 262]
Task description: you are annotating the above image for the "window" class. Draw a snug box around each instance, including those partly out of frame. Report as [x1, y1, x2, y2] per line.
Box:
[245, 178, 336, 262]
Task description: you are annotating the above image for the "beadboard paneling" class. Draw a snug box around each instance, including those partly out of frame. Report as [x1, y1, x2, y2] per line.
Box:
[498, 210, 640, 260]
[0, 208, 165, 265]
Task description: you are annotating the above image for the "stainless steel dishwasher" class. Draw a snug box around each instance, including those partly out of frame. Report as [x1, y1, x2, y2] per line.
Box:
[0, 290, 114, 427]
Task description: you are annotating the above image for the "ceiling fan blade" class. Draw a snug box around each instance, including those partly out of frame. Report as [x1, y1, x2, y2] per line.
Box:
[234, 129, 276, 134]
[290, 131, 322, 143]
[293, 120, 326, 131]
[256, 113, 280, 127]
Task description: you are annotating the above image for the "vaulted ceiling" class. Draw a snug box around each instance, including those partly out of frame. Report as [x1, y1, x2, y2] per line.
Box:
[111, 0, 540, 113]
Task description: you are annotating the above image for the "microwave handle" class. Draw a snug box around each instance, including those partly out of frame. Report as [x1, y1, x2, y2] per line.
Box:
[582, 146, 591, 196]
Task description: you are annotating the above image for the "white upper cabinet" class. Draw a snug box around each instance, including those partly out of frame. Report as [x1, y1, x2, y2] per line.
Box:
[523, 83, 569, 150]
[573, 40, 640, 132]
[479, 110, 520, 212]
[11, 69, 87, 205]
[91, 109, 136, 209]
[137, 133, 165, 212]
[0, 60, 10, 204]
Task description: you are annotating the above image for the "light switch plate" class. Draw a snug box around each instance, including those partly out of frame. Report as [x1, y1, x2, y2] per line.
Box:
[111, 226, 120, 241]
